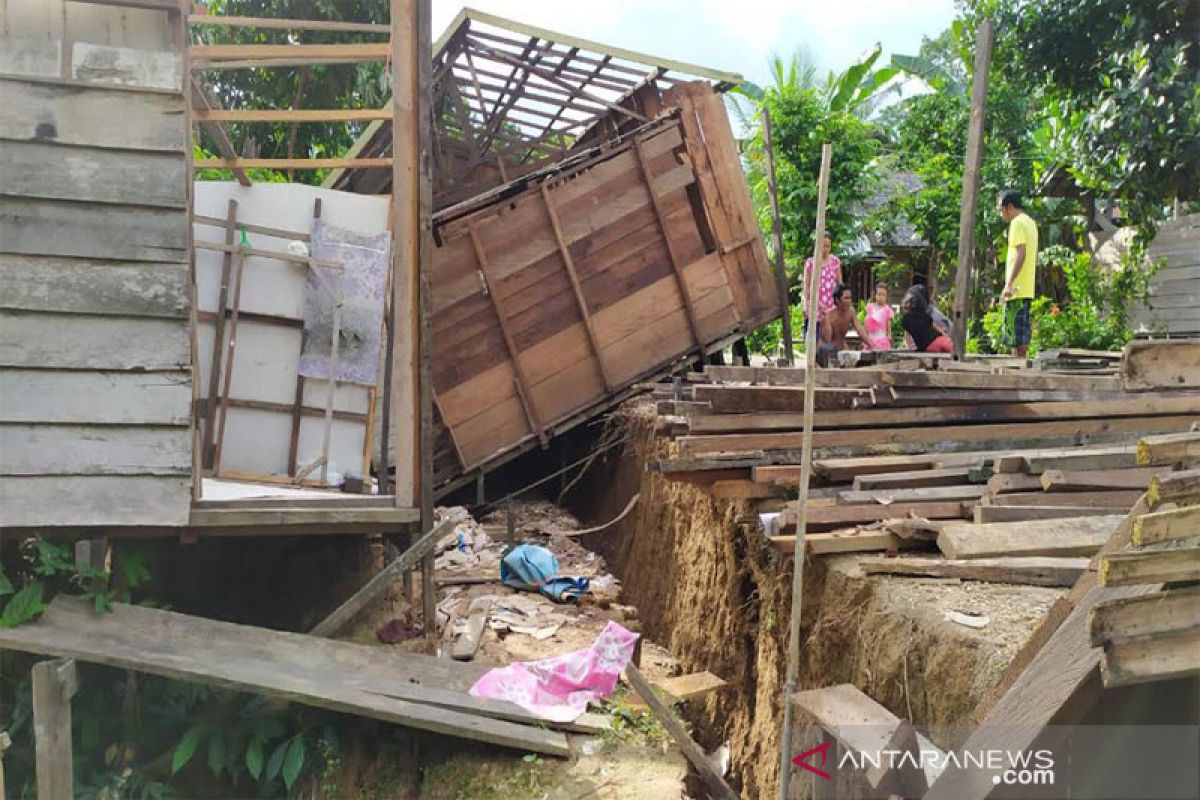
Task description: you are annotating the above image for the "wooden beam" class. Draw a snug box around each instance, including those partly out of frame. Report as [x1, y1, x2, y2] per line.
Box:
[187, 14, 391, 34]
[792, 684, 943, 793]
[1100, 546, 1200, 587]
[1138, 431, 1200, 466]
[1101, 628, 1200, 687]
[985, 489, 1144, 508]
[771, 530, 928, 555]
[677, 415, 1200, 456]
[987, 473, 1045, 494]
[195, 157, 392, 169]
[837, 485, 986, 505]
[202, 199, 237, 471]
[1040, 467, 1168, 493]
[212, 246, 246, 474]
[855, 467, 976, 490]
[624, 665, 738, 800]
[190, 43, 391, 63]
[859, 555, 1089, 588]
[1148, 467, 1200, 508]
[685, 395, 1200, 433]
[779, 500, 967, 531]
[189, 76, 251, 186]
[974, 504, 1122, 523]
[1121, 339, 1200, 391]
[467, 224, 547, 446]
[32, 658, 77, 800]
[193, 108, 393, 122]
[4, 597, 570, 756]
[633, 136, 702, 350]
[310, 518, 454, 637]
[540, 183, 614, 391]
[1133, 503, 1200, 547]
[882, 369, 1118, 392]
[937, 515, 1122, 559]
[453, 8, 744, 86]
[450, 596, 492, 661]
[1090, 586, 1200, 645]
[950, 18, 993, 357]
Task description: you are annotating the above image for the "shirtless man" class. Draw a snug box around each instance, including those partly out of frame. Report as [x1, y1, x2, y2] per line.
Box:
[817, 283, 870, 367]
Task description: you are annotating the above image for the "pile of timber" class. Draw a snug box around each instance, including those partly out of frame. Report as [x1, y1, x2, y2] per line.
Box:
[1090, 431, 1200, 687]
[647, 341, 1199, 570]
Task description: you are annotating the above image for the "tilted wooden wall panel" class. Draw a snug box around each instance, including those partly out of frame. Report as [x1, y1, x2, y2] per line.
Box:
[428, 86, 775, 482]
[0, 0, 192, 528]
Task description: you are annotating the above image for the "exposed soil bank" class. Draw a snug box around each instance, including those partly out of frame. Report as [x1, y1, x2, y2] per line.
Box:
[572, 404, 1059, 798]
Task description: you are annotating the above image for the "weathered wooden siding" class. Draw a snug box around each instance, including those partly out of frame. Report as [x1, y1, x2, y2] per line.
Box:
[427, 84, 779, 485]
[0, 0, 192, 528]
[1132, 214, 1200, 337]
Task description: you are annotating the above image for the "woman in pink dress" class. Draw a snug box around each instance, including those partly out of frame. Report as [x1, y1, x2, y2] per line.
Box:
[864, 282, 894, 351]
[802, 236, 842, 322]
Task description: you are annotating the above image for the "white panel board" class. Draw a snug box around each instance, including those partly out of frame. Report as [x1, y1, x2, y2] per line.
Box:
[193, 182, 389, 491]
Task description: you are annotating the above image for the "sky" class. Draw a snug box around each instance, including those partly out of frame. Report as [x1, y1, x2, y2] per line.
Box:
[430, 0, 958, 87]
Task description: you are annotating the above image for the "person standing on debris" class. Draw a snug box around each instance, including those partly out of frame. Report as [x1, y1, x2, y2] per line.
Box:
[817, 284, 871, 366]
[863, 282, 895, 351]
[900, 285, 953, 353]
[998, 190, 1039, 358]
[802, 235, 843, 329]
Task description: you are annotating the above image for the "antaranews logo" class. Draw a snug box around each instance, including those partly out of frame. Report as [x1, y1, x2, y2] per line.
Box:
[792, 743, 1056, 787]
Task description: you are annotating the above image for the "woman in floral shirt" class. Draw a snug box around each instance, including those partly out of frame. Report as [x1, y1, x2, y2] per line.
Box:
[802, 236, 843, 322]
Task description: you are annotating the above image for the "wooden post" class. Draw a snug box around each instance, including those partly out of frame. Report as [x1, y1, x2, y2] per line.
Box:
[950, 19, 994, 358]
[389, 0, 419, 508]
[32, 659, 77, 800]
[203, 198, 238, 469]
[761, 108, 794, 366]
[416, 0, 438, 646]
[778, 142, 832, 800]
[212, 244, 247, 474]
[0, 729, 12, 799]
[309, 518, 454, 638]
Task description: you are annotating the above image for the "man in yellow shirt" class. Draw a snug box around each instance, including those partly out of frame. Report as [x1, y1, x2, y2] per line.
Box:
[998, 190, 1038, 358]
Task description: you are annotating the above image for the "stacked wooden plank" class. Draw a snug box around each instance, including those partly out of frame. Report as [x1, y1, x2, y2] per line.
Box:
[648, 342, 1199, 567]
[1090, 431, 1200, 687]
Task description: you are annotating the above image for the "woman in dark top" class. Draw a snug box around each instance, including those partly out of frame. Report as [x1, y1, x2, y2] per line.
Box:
[901, 286, 953, 353]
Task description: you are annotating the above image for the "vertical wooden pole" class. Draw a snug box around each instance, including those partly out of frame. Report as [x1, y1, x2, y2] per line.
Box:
[32, 659, 77, 800]
[203, 199, 238, 470]
[761, 107, 794, 366]
[417, 0, 438, 645]
[212, 245, 247, 475]
[950, 19, 994, 358]
[389, 0, 419, 510]
[778, 142, 832, 800]
[0, 730, 11, 799]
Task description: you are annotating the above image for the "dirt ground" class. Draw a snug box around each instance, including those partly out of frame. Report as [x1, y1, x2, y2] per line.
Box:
[571, 401, 1062, 798]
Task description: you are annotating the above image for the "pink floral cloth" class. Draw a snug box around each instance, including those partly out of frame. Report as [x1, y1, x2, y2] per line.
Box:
[864, 302, 894, 350]
[803, 255, 842, 318]
[469, 621, 639, 722]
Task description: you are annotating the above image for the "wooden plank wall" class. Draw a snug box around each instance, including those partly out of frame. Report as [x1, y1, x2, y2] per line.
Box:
[0, 0, 192, 527]
[1133, 213, 1200, 336]
[428, 84, 779, 482]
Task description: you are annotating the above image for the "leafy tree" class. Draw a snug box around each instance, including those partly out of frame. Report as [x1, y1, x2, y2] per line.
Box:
[997, 0, 1199, 222]
[192, 0, 391, 185]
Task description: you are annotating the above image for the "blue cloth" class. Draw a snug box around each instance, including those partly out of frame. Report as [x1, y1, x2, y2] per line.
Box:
[500, 544, 590, 602]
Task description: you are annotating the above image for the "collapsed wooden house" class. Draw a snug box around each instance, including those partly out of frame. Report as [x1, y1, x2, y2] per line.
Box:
[327, 8, 780, 496]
